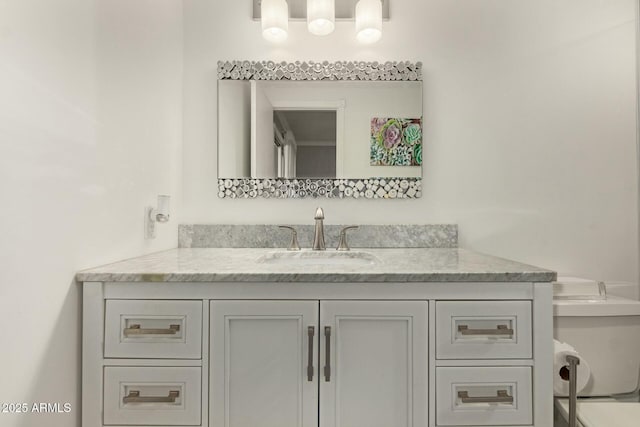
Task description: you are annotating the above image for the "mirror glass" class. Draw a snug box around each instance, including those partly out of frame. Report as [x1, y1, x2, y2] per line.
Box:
[218, 80, 423, 179]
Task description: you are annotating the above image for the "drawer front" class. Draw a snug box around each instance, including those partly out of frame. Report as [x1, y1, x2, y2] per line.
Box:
[105, 300, 202, 359]
[436, 366, 532, 426]
[104, 366, 201, 426]
[436, 301, 532, 359]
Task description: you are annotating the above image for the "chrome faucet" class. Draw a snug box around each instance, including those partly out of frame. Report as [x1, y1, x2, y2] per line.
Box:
[312, 207, 326, 250]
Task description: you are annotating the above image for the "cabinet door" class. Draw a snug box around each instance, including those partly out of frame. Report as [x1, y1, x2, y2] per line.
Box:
[210, 301, 319, 427]
[320, 301, 428, 427]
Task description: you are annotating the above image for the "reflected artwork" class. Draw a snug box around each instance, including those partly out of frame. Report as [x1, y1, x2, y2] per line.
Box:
[370, 117, 422, 166]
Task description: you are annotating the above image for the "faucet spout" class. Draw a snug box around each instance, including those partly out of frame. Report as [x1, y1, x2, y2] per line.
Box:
[312, 207, 326, 250]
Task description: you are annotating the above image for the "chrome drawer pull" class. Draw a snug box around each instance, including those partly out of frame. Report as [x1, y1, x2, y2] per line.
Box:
[307, 326, 315, 382]
[123, 390, 180, 404]
[124, 324, 180, 336]
[324, 326, 331, 382]
[457, 324, 514, 336]
[457, 390, 513, 404]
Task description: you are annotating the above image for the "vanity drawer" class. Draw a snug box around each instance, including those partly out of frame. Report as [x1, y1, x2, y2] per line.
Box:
[436, 366, 532, 426]
[104, 366, 201, 425]
[436, 301, 532, 359]
[105, 300, 202, 359]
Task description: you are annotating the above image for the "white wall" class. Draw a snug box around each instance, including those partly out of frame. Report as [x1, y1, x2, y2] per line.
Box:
[183, 0, 638, 286]
[0, 1, 182, 426]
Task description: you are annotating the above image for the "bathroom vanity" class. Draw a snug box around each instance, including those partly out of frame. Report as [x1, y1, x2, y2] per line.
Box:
[78, 226, 556, 427]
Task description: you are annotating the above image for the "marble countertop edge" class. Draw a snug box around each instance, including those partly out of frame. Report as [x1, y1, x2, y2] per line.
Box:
[75, 248, 557, 283]
[76, 271, 557, 283]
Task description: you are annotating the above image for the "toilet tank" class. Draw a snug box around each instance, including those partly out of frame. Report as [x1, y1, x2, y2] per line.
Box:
[554, 296, 640, 396]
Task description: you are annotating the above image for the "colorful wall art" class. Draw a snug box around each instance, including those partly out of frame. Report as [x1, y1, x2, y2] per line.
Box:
[370, 117, 422, 166]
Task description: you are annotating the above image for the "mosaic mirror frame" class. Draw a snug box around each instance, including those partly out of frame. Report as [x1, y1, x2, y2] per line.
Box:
[217, 60, 423, 199]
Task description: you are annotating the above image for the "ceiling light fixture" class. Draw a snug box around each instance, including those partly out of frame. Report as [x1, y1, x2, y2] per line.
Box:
[257, 0, 387, 43]
[261, 0, 289, 42]
[355, 0, 382, 44]
[307, 0, 335, 36]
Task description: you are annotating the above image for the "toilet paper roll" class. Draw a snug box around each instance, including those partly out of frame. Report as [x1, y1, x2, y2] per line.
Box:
[553, 339, 591, 396]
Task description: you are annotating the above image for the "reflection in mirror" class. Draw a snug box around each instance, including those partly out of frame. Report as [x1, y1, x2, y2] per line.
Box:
[218, 79, 422, 179]
[216, 60, 423, 199]
[275, 110, 336, 178]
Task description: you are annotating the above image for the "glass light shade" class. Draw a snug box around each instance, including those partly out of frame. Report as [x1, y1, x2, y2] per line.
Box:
[156, 195, 170, 222]
[262, 0, 289, 42]
[307, 0, 335, 36]
[355, 0, 382, 44]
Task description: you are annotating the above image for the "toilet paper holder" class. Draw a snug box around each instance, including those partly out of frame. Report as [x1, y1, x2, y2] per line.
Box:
[565, 354, 580, 427]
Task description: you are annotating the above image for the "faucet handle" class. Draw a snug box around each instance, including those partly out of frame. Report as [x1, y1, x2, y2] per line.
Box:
[278, 226, 301, 251]
[336, 226, 359, 251]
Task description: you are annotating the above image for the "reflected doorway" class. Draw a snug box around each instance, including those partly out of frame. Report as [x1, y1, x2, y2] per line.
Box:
[274, 110, 337, 178]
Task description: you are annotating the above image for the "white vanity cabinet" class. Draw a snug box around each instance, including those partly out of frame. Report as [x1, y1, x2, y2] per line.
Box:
[434, 301, 536, 426]
[83, 280, 552, 427]
[209, 300, 427, 427]
[209, 301, 319, 427]
[319, 300, 428, 427]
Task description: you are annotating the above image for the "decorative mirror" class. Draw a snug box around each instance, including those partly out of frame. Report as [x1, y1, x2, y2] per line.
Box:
[217, 60, 423, 199]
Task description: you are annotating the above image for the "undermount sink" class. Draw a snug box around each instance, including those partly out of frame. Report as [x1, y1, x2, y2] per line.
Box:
[256, 250, 379, 266]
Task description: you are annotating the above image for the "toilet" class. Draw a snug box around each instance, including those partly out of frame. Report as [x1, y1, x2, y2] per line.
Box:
[553, 278, 640, 427]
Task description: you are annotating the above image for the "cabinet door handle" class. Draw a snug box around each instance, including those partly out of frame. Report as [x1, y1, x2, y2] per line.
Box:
[307, 326, 315, 381]
[457, 324, 513, 336]
[123, 390, 180, 404]
[457, 390, 513, 404]
[124, 324, 180, 336]
[324, 326, 331, 382]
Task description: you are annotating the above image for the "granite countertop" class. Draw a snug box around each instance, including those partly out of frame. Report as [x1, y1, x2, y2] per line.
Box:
[76, 248, 556, 283]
